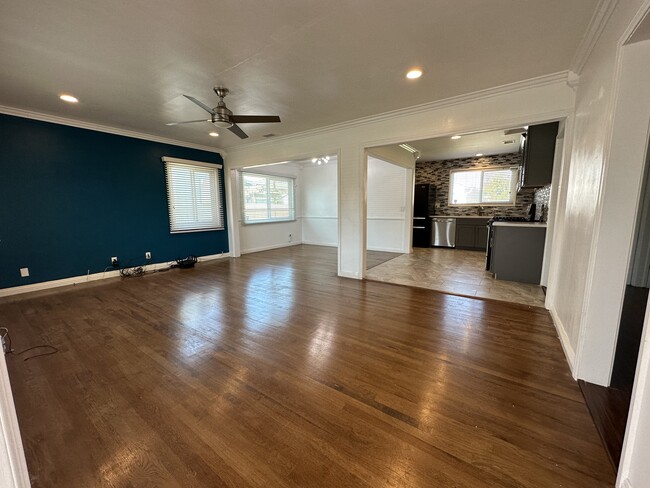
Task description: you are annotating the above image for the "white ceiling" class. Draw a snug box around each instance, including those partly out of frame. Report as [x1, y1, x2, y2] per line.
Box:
[396, 129, 526, 161]
[0, 0, 598, 149]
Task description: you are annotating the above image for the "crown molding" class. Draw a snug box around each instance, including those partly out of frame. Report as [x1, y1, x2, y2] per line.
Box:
[571, 0, 620, 75]
[225, 71, 570, 154]
[0, 105, 224, 155]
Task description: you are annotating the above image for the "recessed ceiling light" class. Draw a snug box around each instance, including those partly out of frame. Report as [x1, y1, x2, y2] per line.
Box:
[406, 69, 422, 79]
[59, 94, 78, 103]
[476, 153, 484, 157]
[451, 135, 461, 140]
[209, 132, 219, 137]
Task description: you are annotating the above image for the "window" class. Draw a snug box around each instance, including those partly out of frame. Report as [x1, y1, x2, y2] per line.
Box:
[449, 167, 518, 206]
[163, 157, 224, 233]
[240, 172, 295, 224]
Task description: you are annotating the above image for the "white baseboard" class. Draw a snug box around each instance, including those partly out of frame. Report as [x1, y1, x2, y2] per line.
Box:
[339, 271, 362, 279]
[548, 304, 577, 376]
[0, 252, 231, 298]
[240, 241, 302, 255]
[367, 246, 405, 253]
[301, 240, 338, 247]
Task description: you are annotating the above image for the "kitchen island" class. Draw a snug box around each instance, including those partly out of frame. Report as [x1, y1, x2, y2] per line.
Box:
[490, 222, 547, 284]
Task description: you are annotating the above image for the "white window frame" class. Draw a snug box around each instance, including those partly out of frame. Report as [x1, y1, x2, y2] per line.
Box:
[240, 171, 296, 225]
[448, 166, 519, 206]
[162, 156, 224, 234]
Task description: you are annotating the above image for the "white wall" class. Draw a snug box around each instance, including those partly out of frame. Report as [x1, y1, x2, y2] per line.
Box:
[367, 156, 409, 252]
[238, 164, 303, 254]
[619, 294, 650, 488]
[301, 161, 338, 246]
[547, 0, 650, 385]
[225, 74, 576, 278]
[0, 354, 30, 488]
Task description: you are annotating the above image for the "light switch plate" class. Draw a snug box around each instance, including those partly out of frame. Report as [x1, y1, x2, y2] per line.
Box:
[20, 267, 29, 277]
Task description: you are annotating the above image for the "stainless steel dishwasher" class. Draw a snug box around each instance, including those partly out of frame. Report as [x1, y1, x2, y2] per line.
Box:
[432, 218, 456, 247]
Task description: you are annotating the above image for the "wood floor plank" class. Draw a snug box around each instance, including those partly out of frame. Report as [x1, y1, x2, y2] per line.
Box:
[1, 245, 614, 487]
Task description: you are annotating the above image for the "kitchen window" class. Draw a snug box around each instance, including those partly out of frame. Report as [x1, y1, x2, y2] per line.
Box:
[240, 172, 295, 224]
[449, 167, 518, 206]
[163, 157, 224, 233]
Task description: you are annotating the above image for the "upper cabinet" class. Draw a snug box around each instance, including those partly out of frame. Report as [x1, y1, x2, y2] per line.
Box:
[519, 121, 559, 189]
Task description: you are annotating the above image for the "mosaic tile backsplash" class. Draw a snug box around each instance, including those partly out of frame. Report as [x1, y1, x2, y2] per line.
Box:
[415, 152, 551, 220]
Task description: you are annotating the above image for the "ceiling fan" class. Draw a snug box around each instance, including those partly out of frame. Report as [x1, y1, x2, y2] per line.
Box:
[166, 86, 281, 139]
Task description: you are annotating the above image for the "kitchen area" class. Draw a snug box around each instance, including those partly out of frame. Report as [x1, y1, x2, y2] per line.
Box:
[366, 122, 559, 307]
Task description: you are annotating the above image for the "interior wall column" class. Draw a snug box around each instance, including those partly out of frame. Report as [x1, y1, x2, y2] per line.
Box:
[337, 145, 366, 278]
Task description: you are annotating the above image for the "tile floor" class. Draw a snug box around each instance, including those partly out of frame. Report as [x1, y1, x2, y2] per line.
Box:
[365, 247, 546, 307]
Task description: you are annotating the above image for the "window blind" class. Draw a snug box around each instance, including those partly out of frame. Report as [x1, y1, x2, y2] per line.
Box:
[449, 167, 518, 205]
[163, 157, 224, 233]
[240, 171, 295, 224]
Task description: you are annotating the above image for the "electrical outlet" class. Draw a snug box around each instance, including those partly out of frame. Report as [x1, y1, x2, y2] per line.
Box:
[111, 257, 118, 267]
[288, 233, 293, 242]
[20, 267, 29, 277]
[145, 251, 151, 260]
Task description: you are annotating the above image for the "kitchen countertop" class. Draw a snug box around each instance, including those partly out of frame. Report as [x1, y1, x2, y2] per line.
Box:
[492, 222, 547, 228]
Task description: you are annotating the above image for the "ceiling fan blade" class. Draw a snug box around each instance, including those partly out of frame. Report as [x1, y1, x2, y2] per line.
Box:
[228, 123, 249, 139]
[230, 115, 281, 124]
[166, 119, 210, 126]
[183, 95, 216, 114]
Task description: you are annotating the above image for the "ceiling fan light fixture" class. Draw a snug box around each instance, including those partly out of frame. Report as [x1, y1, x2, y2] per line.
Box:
[312, 156, 330, 165]
[213, 120, 233, 129]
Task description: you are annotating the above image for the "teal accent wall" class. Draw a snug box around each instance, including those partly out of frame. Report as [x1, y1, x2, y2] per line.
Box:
[0, 114, 228, 289]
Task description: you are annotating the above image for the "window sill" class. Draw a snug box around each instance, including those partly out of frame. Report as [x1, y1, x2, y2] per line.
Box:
[241, 219, 297, 226]
[170, 227, 224, 234]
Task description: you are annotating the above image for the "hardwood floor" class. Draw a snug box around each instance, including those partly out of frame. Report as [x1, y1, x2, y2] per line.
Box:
[2, 245, 614, 487]
[578, 286, 648, 471]
[578, 381, 631, 469]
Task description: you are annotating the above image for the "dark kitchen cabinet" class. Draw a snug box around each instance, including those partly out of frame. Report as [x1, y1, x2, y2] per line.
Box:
[491, 225, 546, 284]
[520, 121, 559, 188]
[455, 218, 490, 250]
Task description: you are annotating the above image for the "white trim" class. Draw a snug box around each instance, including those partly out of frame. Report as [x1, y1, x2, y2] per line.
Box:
[618, 281, 650, 484]
[301, 216, 338, 220]
[161, 156, 223, 169]
[0, 105, 224, 155]
[619, 479, 633, 488]
[340, 271, 362, 279]
[224, 72, 571, 152]
[301, 241, 337, 247]
[571, 0, 620, 74]
[197, 253, 231, 262]
[0, 253, 231, 298]
[366, 246, 404, 253]
[549, 304, 577, 376]
[0, 354, 30, 488]
[240, 241, 303, 254]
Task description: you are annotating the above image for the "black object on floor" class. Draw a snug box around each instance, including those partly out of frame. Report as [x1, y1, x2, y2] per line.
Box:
[611, 285, 648, 392]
